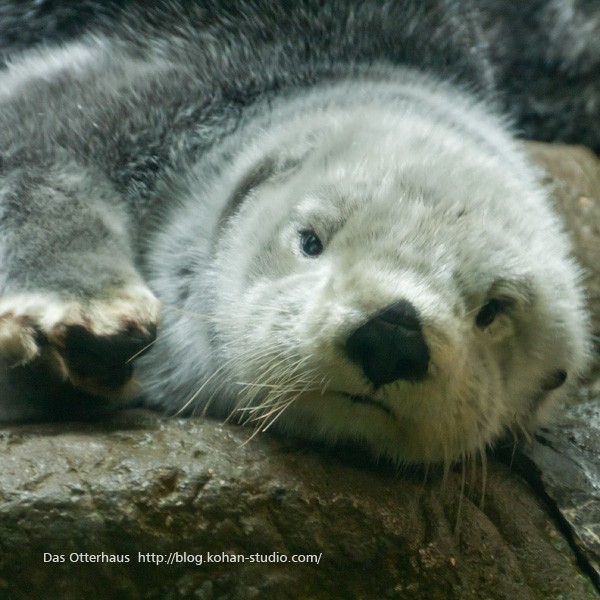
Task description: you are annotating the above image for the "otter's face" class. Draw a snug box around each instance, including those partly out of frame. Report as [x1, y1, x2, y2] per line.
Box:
[209, 116, 589, 465]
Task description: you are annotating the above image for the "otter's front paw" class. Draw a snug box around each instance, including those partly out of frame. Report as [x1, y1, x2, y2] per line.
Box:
[0, 284, 159, 399]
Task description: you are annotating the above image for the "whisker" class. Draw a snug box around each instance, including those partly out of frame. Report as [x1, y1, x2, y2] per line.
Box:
[174, 357, 236, 416]
[478, 446, 488, 510]
[126, 335, 160, 363]
[454, 457, 466, 536]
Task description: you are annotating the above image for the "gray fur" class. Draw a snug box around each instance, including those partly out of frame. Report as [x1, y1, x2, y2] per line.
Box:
[0, 1, 592, 464]
[477, 0, 600, 152]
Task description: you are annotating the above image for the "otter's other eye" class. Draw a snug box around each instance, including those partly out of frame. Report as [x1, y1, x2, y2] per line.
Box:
[475, 298, 502, 328]
[300, 229, 323, 257]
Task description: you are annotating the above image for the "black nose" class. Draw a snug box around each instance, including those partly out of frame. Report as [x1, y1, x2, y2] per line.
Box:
[346, 300, 430, 388]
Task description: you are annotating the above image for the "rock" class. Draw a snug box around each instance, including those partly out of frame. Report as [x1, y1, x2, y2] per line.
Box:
[518, 396, 600, 584]
[0, 411, 598, 600]
[0, 143, 599, 600]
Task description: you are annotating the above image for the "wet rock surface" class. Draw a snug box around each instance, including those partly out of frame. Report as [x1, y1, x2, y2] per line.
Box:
[0, 411, 598, 600]
[519, 396, 600, 585]
[0, 143, 598, 599]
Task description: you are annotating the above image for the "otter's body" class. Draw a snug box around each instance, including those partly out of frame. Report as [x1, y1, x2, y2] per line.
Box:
[0, 1, 591, 464]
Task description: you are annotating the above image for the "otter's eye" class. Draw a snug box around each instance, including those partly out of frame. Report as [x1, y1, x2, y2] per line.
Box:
[476, 299, 502, 328]
[299, 229, 323, 257]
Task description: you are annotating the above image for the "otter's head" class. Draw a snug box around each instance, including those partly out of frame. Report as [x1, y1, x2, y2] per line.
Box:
[205, 105, 590, 465]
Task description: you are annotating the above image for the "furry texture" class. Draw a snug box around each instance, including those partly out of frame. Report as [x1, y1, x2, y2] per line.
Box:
[2, 0, 599, 151]
[0, 0, 593, 464]
[478, 0, 600, 152]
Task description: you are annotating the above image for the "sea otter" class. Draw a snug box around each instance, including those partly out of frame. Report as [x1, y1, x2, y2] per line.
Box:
[0, 0, 592, 464]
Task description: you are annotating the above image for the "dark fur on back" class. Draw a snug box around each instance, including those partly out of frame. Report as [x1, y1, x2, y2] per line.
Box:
[2, 0, 597, 152]
[0, 0, 496, 235]
[0, 0, 494, 88]
[478, 0, 600, 152]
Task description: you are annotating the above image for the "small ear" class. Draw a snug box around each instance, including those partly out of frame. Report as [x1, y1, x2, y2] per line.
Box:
[540, 369, 567, 391]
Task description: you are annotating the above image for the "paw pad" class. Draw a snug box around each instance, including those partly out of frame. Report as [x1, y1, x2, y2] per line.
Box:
[0, 284, 160, 399]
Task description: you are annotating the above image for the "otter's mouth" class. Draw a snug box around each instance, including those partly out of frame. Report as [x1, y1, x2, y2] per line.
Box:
[340, 393, 395, 419]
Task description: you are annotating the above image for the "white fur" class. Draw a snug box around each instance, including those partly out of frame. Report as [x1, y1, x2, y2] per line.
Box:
[145, 76, 591, 464]
[0, 42, 103, 99]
